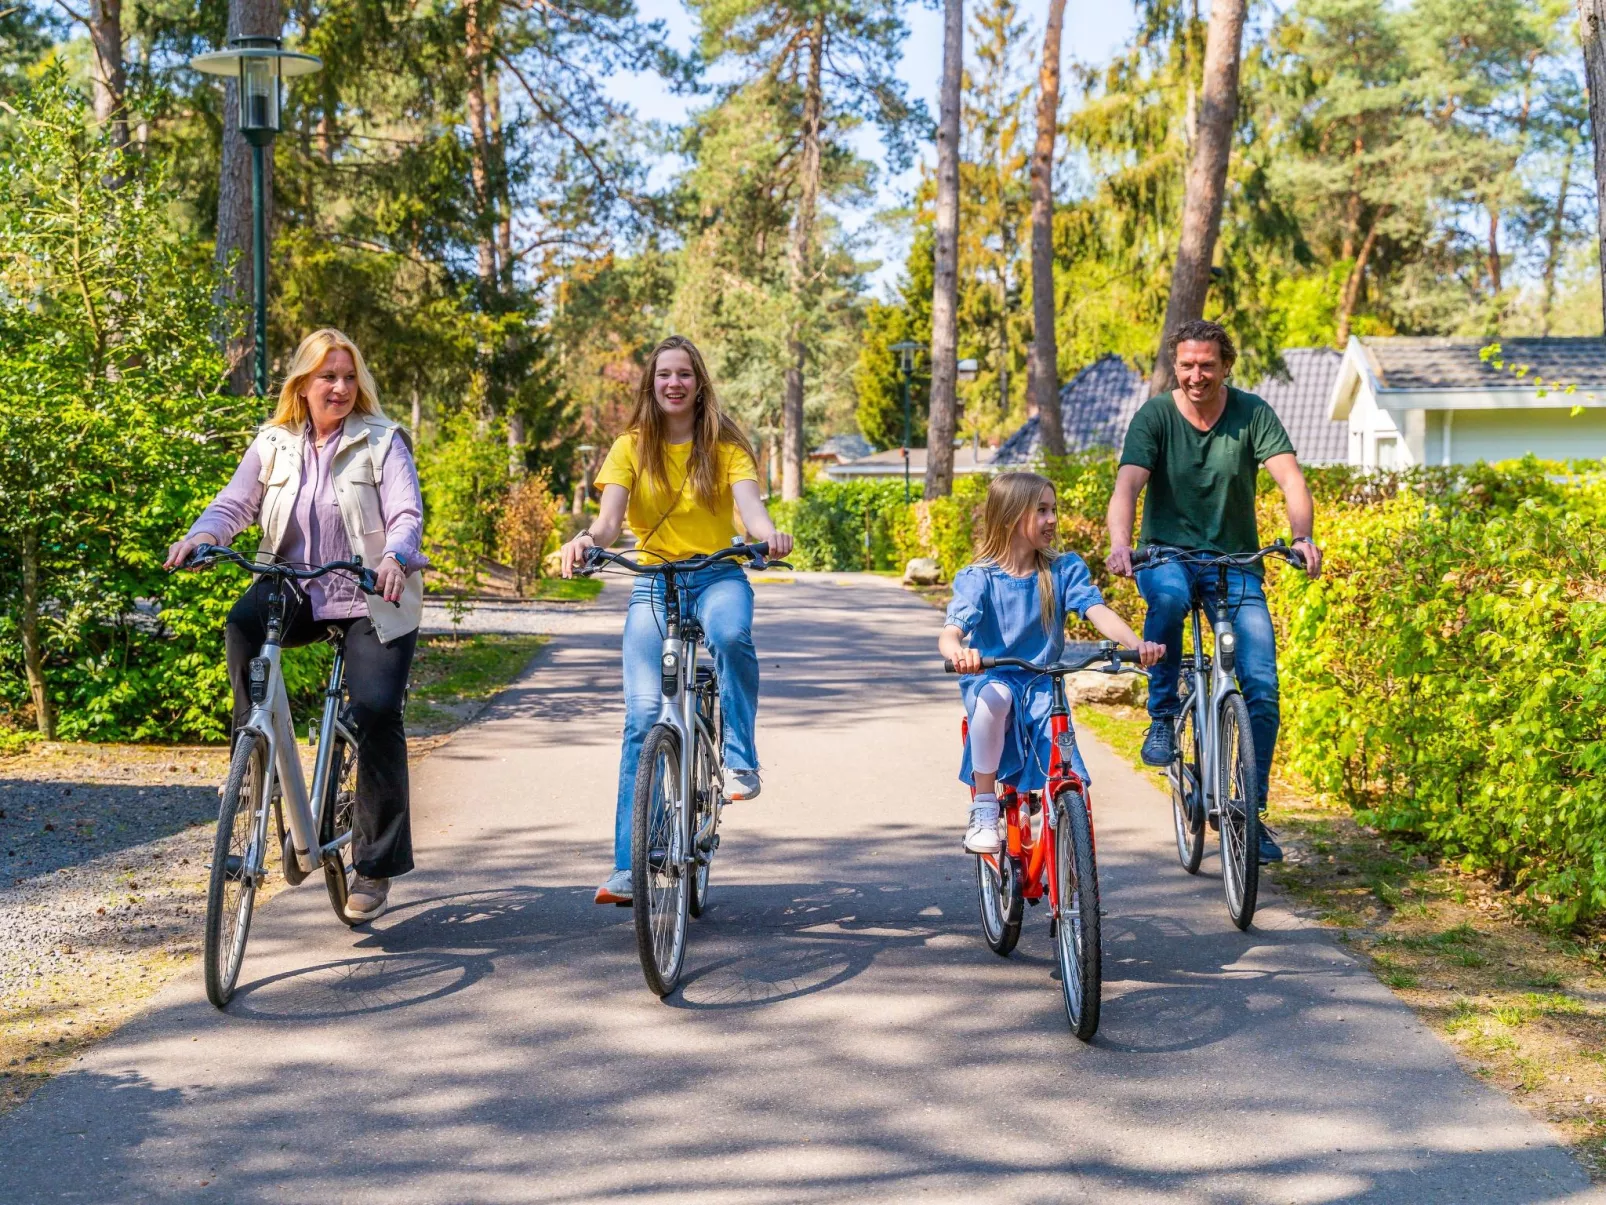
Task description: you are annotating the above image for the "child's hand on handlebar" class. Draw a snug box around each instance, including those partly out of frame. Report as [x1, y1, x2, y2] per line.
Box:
[1136, 640, 1166, 668]
[950, 647, 983, 675]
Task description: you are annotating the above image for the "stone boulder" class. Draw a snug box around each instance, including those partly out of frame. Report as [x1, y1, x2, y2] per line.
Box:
[903, 557, 943, 586]
[1066, 669, 1147, 706]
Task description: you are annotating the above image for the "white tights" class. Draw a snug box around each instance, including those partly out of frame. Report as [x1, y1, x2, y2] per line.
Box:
[968, 681, 1014, 779]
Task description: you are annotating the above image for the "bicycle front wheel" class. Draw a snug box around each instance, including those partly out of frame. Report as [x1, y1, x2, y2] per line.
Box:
[1218, 693, 1260, 930]
[321, 725, 359, 925]
[1170, 701, 1205, 875]
[632, 723, 689, 996]
[1053, 788, 1102, 1041]
[204, 730, 270, 1008]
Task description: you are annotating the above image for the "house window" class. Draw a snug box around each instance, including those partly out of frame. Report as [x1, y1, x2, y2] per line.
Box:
[1375, 435, 1398, 469]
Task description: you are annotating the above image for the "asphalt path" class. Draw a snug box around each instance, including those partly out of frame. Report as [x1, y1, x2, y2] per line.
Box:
[1, 573, 1597, 1203]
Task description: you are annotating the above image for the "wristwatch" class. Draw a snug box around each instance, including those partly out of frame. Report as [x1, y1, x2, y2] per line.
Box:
[387, 551, 410, 571]
[1292, 536, 1315, 548]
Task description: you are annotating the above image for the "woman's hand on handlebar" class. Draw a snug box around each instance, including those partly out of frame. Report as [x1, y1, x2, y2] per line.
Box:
[165, 532, 217, 571]
[559, 532, 595, 579]
[377, 555, 407, 603]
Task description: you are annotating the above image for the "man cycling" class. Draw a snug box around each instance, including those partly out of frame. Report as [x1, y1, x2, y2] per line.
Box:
[1105, 319, 1323, 864]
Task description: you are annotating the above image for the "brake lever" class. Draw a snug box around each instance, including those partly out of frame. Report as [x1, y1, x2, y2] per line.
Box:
[764, 559, 793, 571]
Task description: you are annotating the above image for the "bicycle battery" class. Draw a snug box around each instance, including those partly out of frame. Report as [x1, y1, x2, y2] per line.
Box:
[248, 656, 271, 704]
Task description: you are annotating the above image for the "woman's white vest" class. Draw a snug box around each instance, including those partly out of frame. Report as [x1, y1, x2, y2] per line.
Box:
[250, 412, 423, 644]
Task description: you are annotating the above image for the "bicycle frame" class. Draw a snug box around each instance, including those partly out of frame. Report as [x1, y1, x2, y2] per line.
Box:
[1183, 562, 1242, 822]
[975, 674, 1089, 920]
[239, 582, 356, 882]
[649, 573, 721, 875]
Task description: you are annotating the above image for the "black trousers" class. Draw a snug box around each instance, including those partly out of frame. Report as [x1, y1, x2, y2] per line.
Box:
[225, 578, 417, 879]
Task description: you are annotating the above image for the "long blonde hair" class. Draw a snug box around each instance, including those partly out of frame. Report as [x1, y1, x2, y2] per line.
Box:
[974, 471, 1059, 633]
[626, 335, 757, 507]
[268, 329, 384, 430]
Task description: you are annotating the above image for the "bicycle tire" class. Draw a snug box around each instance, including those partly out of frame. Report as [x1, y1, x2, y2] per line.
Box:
[632, 723, 689, 996]
[321, 728, 359, 925]
[1053, 788, 1102, 1040]
[1218, 693, 1260, 930]
[204, 730, 269, 1008]
[688, 725, 720, 919]
[976, 849, 1023, 956]
[1170, 701, 1205, 875]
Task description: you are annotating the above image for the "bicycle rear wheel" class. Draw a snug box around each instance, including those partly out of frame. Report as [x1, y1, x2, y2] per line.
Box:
[1053, 788, 1102, 1041]
[321, 723, 359, 924]
[1170, 699, 1205, 875]
[688, 724, 720, 919]
[632, 723, 689, 996]
[204, 730, 270, 1008]
[1218, 693, 1260, 930]
[976, 848, 1023, 956]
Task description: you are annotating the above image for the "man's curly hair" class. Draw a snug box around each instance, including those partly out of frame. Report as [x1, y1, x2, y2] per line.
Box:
[1166, 319, 1237, 372]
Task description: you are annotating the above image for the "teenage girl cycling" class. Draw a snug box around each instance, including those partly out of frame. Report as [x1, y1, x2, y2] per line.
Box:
[937, 472, 1163, 854]
[558, 335, 793, 905]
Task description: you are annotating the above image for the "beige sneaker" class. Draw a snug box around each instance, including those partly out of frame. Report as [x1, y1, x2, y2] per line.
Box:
[346, 873, 391, 922]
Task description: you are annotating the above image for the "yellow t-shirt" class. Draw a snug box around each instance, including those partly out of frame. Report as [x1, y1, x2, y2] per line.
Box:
[594, 433, 759, 562]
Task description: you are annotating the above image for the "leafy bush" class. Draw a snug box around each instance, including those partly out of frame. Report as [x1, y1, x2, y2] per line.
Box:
[498, 472, 562, 593]
[0, 70, 329, 742]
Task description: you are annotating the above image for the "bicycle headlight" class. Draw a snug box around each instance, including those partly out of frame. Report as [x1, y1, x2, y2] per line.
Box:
[1218, 632, 1236, 653]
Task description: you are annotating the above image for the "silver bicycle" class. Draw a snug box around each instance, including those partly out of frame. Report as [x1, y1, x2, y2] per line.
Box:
[182, 544, 390, 1006]
[1131, 541, 1305, 931]
[580, 539, 788, 997]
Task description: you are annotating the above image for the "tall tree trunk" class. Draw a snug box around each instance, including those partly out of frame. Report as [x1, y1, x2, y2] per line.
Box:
[490, 67, 513, 293]
[410, 387, 422, 439]
[215, 0, 282, 396]
[88, 0, 126, 149]
[782, 16, 825, 502]
[1028, 0, 1066, 457]
[1148, 0, 1247, 396]
[1542, 146, 1574, 336]
[1580, 0, 1606, 329]
[465, 0, 497, 303]
[1335, 217, 1380, 347]
[926, 0, 963, 500]
[20, 527, 53, 739]
[1487, 208, 1503, 299]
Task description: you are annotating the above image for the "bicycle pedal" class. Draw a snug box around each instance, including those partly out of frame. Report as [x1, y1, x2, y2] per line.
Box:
[614, 900, 631, 907]
[1026, 895, 1040, 907]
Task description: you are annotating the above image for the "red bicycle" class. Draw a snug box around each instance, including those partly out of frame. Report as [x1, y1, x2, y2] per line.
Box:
[945, 642, 1144, 1040]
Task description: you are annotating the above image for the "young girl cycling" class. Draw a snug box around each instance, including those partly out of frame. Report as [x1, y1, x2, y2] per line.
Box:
[937, 472, 1163, 854]
[558, 335, 793, 905]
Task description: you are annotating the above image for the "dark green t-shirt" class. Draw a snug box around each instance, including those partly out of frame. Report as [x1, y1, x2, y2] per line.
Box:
[1118, 387, 1296, 566]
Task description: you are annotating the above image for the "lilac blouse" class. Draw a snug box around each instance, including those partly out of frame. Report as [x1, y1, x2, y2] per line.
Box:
[189, 425, 425, 619]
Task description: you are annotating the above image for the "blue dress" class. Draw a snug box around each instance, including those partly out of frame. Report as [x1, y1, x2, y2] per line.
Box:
[945, 554, 1106, 792]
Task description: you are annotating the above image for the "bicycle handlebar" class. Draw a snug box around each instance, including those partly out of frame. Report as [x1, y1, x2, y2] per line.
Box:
[179, 543, 393, 604]
[579, 541, 792, 577]
[944, 642, 1144, 676]
[1130, 540, 1307, 572]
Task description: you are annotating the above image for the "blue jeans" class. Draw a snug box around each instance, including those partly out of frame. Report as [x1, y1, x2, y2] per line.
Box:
[614, 562, 759, 871]
[1137, 561, 1279, 808]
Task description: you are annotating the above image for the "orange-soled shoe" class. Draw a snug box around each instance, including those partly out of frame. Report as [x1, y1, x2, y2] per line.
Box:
[594, 869, 632, 905]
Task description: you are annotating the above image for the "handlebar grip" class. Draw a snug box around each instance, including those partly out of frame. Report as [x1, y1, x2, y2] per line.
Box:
[943, 659, 956, 673]
[1129, 547, 1153, 570]
[1287, 546, 1308, 570]
[1111, 649, 1142, 664]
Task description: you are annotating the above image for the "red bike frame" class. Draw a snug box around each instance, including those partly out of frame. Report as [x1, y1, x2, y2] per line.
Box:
[964, 674, 1093, 915]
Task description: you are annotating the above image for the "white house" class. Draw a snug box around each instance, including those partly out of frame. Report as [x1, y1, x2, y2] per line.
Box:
[1328, 336, 1606, 468]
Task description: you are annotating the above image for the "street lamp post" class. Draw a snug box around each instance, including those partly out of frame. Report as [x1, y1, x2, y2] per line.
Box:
[191, 37, 322, 398]
[890, 341, 921, 502]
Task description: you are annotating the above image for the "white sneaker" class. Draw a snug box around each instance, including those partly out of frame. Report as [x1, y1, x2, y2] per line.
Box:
[723, 768, 761, 801]
[594, 869, 632, 905]
[964, 804, 1002, 854]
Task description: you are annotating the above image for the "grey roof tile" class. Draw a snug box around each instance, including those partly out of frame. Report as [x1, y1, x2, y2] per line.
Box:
[1361, 336, 1606, 391]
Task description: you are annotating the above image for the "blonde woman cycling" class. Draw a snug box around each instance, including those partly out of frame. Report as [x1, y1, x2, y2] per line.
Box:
[165, 328, 426, 923]
[559, 335, 792, 905]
